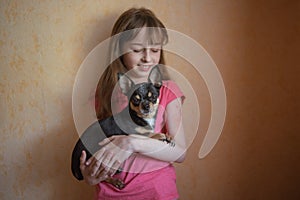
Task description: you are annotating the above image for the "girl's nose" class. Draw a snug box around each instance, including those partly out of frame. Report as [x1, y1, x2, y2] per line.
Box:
[142, 49, 151, 62]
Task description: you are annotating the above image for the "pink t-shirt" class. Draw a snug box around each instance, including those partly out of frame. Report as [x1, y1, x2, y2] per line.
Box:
[96, 80, 184, 200]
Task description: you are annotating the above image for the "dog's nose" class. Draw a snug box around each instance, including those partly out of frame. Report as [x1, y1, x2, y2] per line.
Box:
[141, 102, 150, 111]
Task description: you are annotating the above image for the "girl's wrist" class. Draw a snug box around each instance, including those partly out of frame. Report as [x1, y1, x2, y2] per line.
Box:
[128, 135, 145, 153]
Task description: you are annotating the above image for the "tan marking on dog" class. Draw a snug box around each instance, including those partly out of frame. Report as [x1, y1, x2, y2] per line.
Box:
[142, 99, 159, 119]
[130, 102, 142, 115]
[150, 133, 167, 140]
[130, 99, 160, 119]
[148, 92, 152, 97]
[134, 127, 151, 135]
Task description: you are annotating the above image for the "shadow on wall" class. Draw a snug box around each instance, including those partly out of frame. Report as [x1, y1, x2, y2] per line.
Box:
[28, 121, 95, 198]
[3, 11, 123, 199]
[230, 1, 300, 199]
[54, 14, 120, 198]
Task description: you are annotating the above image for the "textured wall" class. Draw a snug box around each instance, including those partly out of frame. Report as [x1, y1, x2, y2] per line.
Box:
[0, 0, 299, 199]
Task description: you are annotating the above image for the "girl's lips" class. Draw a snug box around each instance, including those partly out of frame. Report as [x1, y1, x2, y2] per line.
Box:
[138, 65, 153, 72]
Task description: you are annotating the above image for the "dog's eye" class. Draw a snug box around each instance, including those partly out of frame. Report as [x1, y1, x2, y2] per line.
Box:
[148, 94, 157, 102]
[135, 95, 141, 100]
[132, 95, 141, 105]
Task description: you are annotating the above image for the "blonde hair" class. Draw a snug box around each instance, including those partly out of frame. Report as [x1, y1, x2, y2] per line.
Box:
[95, 8, 169, 120]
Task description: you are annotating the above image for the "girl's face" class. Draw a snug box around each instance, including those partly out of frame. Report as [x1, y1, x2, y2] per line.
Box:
[121, 28, 162, 82]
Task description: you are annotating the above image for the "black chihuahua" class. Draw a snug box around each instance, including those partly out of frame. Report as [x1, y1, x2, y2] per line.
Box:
[71, 66, 173, 189]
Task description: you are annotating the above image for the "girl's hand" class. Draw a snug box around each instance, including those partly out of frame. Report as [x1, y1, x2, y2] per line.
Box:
[79, 150, 107, 185]
[86, 135, 135, 179]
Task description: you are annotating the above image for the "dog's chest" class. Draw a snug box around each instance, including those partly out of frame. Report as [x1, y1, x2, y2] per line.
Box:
[144, 118, 155, 129]
[134, 118, 155, 135]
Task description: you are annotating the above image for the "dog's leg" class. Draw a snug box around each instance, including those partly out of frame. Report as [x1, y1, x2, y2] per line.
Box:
[105, 177, 125, 190]
[150, 133, 175, 147]
[149, 133, 167, 140]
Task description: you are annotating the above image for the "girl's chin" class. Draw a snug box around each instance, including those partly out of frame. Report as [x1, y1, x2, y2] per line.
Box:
[127, 69, 150, 81]
[126, 65, 157, 80]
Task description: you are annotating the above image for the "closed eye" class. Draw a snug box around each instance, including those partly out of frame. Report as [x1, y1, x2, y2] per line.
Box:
[132, 49, 143, 53]
[131, 48, 160, 53]
[151, 48, 160, 53]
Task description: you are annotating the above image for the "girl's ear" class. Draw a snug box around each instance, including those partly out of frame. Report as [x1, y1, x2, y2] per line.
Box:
[118, 73, 135, 95]
[148, 65, 162, 88]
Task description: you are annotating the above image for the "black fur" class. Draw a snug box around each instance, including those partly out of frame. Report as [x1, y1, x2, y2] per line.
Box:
[71, 66, 162, 180]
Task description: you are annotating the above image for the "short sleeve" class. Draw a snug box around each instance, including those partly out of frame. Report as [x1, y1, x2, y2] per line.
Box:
[155, 80, 185, 132]
[159, 80, 185, 107]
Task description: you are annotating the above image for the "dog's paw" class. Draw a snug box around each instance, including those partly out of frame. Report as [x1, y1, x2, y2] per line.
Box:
[164, 135, 175, 147]
[151, 134, 175, 147]
[150, 133, 167, 141]
[106, 178, 126, 190]
[169, 140, 176, 147]
[112, 179, 126, 190]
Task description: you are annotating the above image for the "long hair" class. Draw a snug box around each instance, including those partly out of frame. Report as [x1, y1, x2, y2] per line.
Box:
[95, 8, 169, 120]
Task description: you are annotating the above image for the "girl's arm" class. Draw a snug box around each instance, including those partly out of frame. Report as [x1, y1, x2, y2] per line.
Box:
[130, 97, 186, 162]
[87, 98, 186, 175]
[84, 97, 186, 182]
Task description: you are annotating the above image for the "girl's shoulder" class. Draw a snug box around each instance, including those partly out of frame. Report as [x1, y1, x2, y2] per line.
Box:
[162, 80, 179, 88]
[160, 80, 185, 105]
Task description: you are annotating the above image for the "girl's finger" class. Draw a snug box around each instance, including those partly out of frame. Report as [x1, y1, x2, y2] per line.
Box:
[90, 159, 102, 176]
[96, 165, 110, 181]
[98, 165, 110, 179]
[101, 152, 114, 167]
[86, 147, 105, 166]
[85, 155, 96, 166]
[103, 155, 122, 177]
[94, 150, 106, 163]
[99, 136, 115, 146]
[79, 151, 87, 171]
[109, 160, 122, 176]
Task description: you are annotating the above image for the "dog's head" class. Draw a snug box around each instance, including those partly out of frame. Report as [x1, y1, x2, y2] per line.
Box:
[118, 66, 162, 119]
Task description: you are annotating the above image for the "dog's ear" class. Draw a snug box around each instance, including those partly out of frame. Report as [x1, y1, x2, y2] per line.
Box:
[148, 65, 162, 89]
[118, 73, 135, 95]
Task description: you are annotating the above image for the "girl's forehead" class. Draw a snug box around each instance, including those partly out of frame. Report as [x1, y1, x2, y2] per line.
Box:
[128, 42, 162, 47]
[123, 37, 162, 48]
[131, 28, 149, 41]
[125, 27, 166, 46]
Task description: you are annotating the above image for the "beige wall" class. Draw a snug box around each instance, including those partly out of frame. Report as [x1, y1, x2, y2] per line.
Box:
[0, 0, 299, 199]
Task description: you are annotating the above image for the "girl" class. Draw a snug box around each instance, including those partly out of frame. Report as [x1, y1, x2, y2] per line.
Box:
[75, 8, 186, 200]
